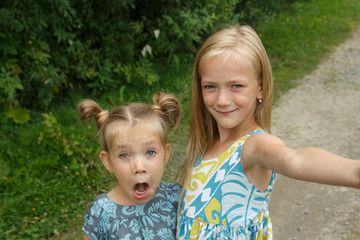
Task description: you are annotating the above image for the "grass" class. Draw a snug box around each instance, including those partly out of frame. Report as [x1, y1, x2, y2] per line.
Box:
[256, 0, 360, 101]
[1, 0, 360, 239]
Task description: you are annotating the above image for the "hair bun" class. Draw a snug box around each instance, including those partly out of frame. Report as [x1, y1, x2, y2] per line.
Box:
[95, 110, 109, 129]
[152, 91, 181, 130]
[77, 99, 109, 130]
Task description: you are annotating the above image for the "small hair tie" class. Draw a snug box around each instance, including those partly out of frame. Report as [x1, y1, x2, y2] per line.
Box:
[98, 109, 109, 118]
[94, 110, 109, 129]
[152, 105, 161, 110]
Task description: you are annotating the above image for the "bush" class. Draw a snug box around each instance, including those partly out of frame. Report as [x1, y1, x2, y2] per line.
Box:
[0, 0, 294, 110]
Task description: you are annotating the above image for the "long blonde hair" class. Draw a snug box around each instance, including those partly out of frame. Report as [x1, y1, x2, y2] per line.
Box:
[77, 91, 181, 153]
[179, 25, 273, 191]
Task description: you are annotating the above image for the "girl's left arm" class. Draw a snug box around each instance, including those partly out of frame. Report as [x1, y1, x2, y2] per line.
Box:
[244, 133, 360, 189]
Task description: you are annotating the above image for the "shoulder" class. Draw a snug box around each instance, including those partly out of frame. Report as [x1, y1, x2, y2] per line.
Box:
[160, 181, 181, 191]
[85, 192, 117, 218]
[91, 192, 112, 207]
[83, 193, 116, 239]
[158, 181, 180, 204]
[87, 193, 108, 209]
[245, 132, 285, 149]
[242, 132, 286, 166]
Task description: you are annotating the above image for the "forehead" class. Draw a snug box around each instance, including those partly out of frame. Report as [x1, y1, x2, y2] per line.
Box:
[106, 121, 163, 147]
[201, 49, 252, 66]
[199, 54, 257, 80]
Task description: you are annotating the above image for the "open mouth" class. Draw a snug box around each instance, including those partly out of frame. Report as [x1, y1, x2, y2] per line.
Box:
[133, 183, 150, 200]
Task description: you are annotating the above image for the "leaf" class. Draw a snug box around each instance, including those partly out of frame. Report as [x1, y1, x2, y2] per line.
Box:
[4, 107, 31, 124]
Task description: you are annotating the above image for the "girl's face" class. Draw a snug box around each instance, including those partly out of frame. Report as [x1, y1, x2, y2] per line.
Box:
[100, 122, 170, 205]
[200, 54, 262, 135]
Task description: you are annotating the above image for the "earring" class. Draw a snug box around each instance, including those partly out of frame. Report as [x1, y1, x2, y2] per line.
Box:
[258, 99, 262, 103]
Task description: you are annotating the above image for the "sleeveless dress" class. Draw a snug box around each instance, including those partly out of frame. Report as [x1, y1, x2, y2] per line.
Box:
[83, 181, 180, 240]
[177, 130, 276, 240]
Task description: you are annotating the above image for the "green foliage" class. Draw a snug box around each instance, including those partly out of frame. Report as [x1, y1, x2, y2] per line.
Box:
[0, 109, 108, 239]
[256, 0, 360, 100]
[4, 107, 30, 125]
[0, 0, 292, 110]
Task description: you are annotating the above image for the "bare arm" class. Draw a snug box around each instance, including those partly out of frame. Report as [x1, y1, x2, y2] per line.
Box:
[243, 133, 360, 188]
[83, 233, 91, 240]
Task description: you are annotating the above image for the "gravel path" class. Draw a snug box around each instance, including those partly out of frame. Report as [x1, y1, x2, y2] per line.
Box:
[269, 27, 360, 239]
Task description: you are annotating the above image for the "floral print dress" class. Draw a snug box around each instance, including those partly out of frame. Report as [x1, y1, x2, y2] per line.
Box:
[83, 181, 180, 240]
[177, 130, 276, 240]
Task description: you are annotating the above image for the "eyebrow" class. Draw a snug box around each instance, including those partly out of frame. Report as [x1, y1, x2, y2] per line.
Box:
[201, 78, 248, 84]
[113, 139, 159, 149]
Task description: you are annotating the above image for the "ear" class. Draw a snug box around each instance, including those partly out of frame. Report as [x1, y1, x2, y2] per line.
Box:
[164, 143, 171, 165]
[100, 151, 113, 173]
[257, 79, 263, 100]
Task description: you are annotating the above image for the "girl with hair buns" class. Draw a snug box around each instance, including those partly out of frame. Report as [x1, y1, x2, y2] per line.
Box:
[78, 91, 181, 240]
[177, 25, 360, 239]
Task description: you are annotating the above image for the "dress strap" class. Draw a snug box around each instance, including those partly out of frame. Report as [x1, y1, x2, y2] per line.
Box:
[249, 129, 267, 135]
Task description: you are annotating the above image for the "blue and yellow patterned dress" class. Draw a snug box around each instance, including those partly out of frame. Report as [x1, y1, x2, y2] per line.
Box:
[177, 130, 276, 240]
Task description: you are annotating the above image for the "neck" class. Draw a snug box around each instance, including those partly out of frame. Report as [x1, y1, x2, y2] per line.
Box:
[217, 121, 260, 144]
[203, 122, 260, 160]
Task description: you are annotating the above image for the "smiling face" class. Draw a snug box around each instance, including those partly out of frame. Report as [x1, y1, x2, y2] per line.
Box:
[100, 121, 170, 205]
[200, 54, 263, 136]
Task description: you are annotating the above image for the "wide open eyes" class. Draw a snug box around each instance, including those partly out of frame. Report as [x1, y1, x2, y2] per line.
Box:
[146, 150, 156, 157]
[119, 152, 129, 159]
[118, 150, 156, 159]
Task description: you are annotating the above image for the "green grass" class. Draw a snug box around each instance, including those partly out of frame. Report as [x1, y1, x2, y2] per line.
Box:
[256, 0, 360, 101]
[1, 0, 360, 239]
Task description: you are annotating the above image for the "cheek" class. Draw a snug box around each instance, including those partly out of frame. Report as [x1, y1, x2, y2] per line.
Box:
[114, 171, 129, 187]
[152, 162, 166, 179]
[232, 93, 254, 106]
[112, 161, 130, 176]
[202, 93, 215, 107]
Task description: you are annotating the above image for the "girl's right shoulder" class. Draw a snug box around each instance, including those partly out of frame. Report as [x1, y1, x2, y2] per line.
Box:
[248, 132, 284, 146]
[242, 133, 286, 167]
[85, 192, 114, 214]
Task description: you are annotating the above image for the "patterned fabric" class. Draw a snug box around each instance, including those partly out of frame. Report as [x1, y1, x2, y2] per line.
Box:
[83, 181, 180, 240]
[177, 129, 276, 240]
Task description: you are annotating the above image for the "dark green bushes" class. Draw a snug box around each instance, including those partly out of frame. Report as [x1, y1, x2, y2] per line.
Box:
[0, 0, 293, 110]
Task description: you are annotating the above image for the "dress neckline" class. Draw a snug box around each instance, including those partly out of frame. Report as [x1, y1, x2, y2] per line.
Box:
[202, 129, 265, 162]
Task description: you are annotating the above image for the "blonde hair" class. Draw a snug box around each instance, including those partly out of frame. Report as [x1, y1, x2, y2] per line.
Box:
[77, 91, 181, 152]
[179, 25, 273, 189]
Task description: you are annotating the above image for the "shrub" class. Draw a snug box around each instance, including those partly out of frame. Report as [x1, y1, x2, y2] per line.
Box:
[0, 0, 293, 110]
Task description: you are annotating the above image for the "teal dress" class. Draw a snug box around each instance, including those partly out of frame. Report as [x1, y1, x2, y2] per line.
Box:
[83, 181, 180, 240]
[177, 130, 276, 240]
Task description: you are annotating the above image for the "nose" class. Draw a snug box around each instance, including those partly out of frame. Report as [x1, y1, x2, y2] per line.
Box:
[217, 89, 230, 107]
[130, 156, 147, 174]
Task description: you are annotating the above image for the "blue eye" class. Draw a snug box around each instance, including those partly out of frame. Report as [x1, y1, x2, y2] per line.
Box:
[146, 150, 156, 156]
[119, 153, 129, 159]
[203, 85, 215, 89]
[232, 84, 243, 88]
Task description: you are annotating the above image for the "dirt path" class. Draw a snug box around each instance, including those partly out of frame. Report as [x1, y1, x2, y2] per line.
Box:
[269, 27, 360, 239]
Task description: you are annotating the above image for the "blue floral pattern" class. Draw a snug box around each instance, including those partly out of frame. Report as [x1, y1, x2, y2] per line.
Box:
[83, 181, 180, 240]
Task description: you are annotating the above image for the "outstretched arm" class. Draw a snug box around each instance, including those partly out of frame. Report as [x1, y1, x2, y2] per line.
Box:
[243, 133, 360, 188]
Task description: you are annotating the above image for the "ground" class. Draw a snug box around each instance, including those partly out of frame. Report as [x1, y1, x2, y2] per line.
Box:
[269, 27, 360, 239]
